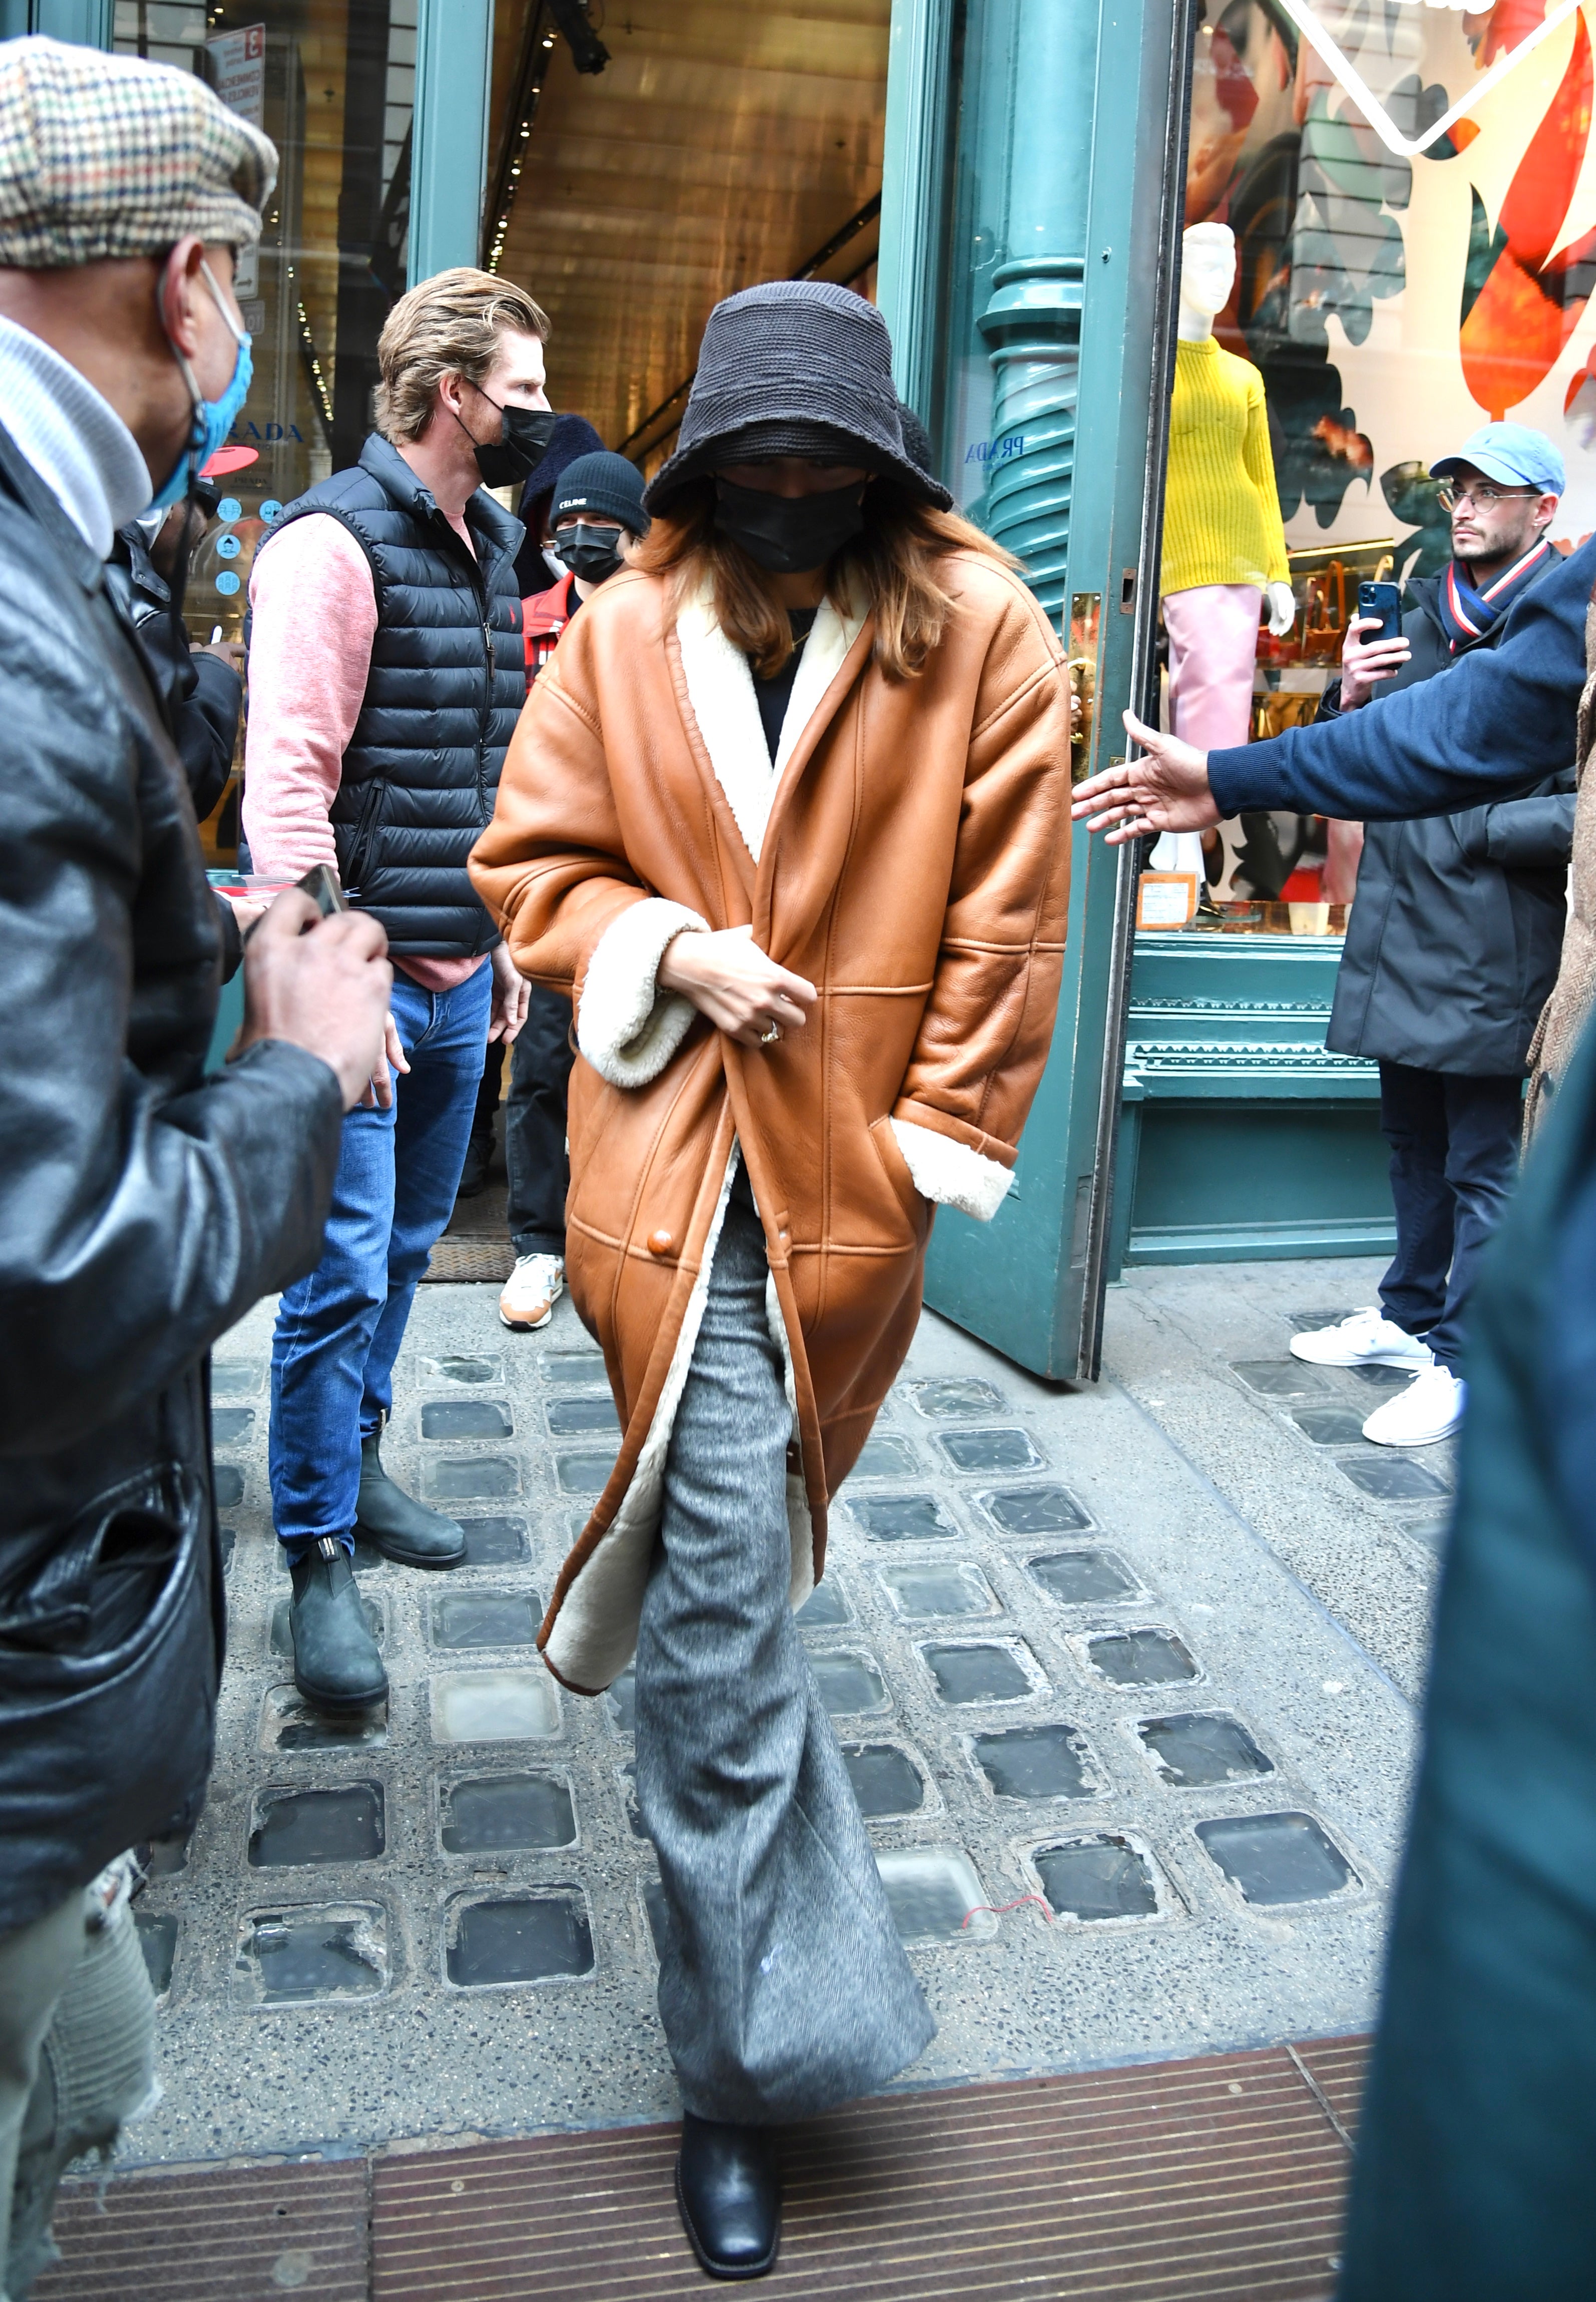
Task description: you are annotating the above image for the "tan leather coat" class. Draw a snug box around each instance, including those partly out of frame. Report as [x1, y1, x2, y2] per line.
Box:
[470, 552, 1071, 1692]
[1526, 580, 1596, 1139]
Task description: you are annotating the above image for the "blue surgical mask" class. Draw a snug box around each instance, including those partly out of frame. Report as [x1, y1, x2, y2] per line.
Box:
[147, 258, 253, 512]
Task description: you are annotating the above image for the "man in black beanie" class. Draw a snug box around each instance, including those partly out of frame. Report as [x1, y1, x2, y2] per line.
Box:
[456, 415, 613, 1201]
[496, 449, 651, 1333]
[510, 409, 605, 595]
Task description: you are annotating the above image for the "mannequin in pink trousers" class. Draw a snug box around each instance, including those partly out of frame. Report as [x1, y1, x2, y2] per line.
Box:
[1155, 222, 1295, 894]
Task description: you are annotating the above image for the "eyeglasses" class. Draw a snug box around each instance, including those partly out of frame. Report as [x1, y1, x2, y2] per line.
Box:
[1436, 480, 1540, 511]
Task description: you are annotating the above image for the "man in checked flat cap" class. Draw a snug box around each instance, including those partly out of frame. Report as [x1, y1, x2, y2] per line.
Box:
[0, 38, 390, 2290]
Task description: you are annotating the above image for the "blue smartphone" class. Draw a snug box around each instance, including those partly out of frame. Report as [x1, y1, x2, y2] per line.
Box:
[1357, 580, 1402, 645]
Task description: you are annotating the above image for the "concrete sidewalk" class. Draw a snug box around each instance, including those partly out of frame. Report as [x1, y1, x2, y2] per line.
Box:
[101, 1253, 1425, 2171]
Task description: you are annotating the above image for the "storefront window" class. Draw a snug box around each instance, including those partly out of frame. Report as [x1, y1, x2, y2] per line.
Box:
[1160, 0, 1596, 935]
[110, 2, 416, 859]
[113, 1, 417, 646]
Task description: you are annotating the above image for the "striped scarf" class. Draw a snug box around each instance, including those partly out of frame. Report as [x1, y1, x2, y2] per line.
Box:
[1438, 537, 1551, 651]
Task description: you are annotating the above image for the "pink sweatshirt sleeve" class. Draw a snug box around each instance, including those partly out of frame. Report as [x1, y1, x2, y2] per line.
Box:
[241, 514, 379, 879]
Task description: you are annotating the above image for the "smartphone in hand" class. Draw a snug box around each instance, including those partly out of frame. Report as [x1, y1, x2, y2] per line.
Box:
[295, 863, 347, 919]
[1357, 580, 1403, 645]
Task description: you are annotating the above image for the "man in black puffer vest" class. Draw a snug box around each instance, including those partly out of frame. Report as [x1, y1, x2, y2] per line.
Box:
[243, 269, 545, 1702]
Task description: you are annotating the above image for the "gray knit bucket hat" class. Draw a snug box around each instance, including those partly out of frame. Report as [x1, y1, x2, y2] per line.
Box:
[644, 280, 952, 514]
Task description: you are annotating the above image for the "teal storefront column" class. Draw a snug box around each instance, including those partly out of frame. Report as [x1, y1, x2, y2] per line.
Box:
[409, 0, 492, 284]
[879, 0, 1194, 1378]
[976, 0, 1096, 625]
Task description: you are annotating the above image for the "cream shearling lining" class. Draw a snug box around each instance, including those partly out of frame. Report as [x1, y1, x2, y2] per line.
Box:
[890, 1118, 1012, 1222]
[541, 1146, 815, 1697]
[543, 1152, 741, 1692]
[676, 576, 866, 865]
[574, 581, 866, 1083]
[575, 897, 709, 1090]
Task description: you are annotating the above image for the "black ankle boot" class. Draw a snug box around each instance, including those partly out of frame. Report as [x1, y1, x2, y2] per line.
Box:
[675, 2113, 780, 2280]
[355, 1430, 465, 1567]
[288, 1538, 387, 1712]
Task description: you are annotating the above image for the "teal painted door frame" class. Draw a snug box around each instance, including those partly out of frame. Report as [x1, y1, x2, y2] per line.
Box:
[2, 3, 111, 42]
[879, 0, 1194, 1380]
[877, 0, 956, 420]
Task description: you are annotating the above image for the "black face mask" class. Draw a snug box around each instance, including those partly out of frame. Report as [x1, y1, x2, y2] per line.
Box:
[713, 476, 865, 574]
[463, 395, 558, 488]
[558, 520, 626, 585]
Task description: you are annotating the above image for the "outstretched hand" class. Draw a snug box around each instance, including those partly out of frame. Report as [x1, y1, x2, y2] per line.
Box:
[1070, 712, 1221, 843]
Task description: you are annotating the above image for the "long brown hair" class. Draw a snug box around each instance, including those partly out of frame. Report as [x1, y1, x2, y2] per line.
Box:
[631, 475, 1019, 680]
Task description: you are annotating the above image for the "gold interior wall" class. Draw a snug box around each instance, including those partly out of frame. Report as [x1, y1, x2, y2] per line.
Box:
[296, 0, 352, 407]
[488, 1, 889, 457]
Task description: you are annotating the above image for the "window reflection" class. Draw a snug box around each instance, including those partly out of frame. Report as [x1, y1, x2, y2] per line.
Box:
[113, 0, 418, 640]
[1163, 0, 1596, 933]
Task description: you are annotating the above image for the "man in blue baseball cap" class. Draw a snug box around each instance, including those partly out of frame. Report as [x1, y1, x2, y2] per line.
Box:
[1287, 421, 1572, 1447]
[1427, 421, 1566, 638]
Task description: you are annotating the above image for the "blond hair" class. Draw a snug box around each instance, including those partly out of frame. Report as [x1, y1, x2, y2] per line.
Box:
[631, 477, 1018, 681]
[374, 267, 550, 444]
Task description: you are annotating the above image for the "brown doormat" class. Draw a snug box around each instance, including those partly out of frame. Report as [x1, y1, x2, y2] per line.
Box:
[422, 1237, 516, 1284]
[423, 1176, 514, 1282]
[33, 2157, 369, 2301]
[370, 2043, 1363, 2300]
[37, 2040, 1366, 2301]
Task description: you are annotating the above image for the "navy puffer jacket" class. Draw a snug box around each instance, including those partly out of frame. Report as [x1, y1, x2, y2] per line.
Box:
[273, 433, 527, 956]
[1317, 562, 1574, 1075]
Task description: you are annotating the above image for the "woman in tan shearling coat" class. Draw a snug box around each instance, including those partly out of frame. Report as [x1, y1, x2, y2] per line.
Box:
[471, 281, 1070, 2279]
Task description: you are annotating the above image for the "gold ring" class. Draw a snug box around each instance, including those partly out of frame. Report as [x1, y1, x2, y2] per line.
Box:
[759, 1022, 782, 1046]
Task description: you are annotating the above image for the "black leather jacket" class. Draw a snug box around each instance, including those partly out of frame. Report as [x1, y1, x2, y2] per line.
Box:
[0, 423, 345, 1932]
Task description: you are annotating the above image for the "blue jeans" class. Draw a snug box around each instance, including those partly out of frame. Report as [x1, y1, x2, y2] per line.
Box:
[269, 963, 491, 1547]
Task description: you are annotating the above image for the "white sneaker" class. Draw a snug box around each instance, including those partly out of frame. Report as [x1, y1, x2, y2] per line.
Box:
[1361, 1365, 1466, 1448]
[499, 1252, 564, 1332]
[1290, 1307, 1434, 1370]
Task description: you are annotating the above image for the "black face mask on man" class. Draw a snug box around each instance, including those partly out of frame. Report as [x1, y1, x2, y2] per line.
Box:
[559, 521, 627, 585]
[712, 476, 866, 574]
[459, 391, 558, 488]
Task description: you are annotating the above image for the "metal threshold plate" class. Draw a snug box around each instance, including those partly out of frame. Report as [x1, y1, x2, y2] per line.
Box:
[42, 2040, 1369, 2296]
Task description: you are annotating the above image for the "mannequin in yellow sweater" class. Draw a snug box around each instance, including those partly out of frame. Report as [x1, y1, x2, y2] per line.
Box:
[1155, 222, 1293, 886]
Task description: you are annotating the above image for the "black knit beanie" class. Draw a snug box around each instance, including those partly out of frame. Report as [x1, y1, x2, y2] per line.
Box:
[517, 413, 606, 520]
[645, 280, 953, 515]
[551, 450, 651, 537]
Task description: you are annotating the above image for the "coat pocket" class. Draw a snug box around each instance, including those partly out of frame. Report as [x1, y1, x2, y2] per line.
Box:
[868, 1116, 928, 1236]
[0, 1464, 218, 1864]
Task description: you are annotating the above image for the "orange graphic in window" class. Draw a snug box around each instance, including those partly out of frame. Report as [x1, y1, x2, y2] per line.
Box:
[1460, 10, 1596, 418]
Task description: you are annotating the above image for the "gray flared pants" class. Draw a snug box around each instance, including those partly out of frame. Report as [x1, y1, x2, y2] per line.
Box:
[634, 1169, 934, 2124]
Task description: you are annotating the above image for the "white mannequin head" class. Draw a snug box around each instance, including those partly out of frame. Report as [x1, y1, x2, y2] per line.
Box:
[1178, 222, 1237, 341]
